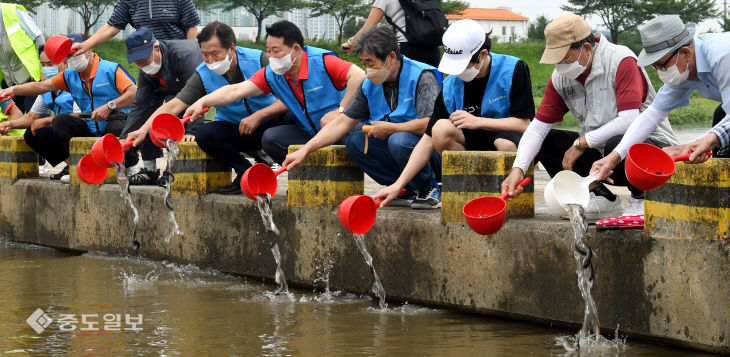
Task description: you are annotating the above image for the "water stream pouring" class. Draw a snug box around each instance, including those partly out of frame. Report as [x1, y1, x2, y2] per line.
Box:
[544, 170, 600, 215]
[91, 134, 135, 167]
[149, 107, 209, 147]
[77, 154, 109, 184]
[463, 178, 531, 235]
[241, 163, 288, 201]
[625, 143, 712, 191]
[255, 193, 289, 295]
[45, 35, 76, 64]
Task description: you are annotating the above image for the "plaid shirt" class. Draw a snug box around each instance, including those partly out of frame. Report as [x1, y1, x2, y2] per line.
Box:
[710, 116, 730, 154]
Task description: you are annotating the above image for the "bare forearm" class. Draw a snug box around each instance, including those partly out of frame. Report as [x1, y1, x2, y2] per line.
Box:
[186, 27, 197, 39]
[394, 135, 435, 187]
[113, 86, 137, 109]
[340, 66, 365, 108]
[13, 81, 56, 96]
[392, 118, 428, 135]
[8, 112, 39, 129]
[200, 81, 263, 108]
[84, 24, 121, 49]
[258, 100, 288, 121]
[301, 115, 357, 154]
[480, 117, 530, 133]
[141, 98, 189, 131]
[351, 8, 385, 44]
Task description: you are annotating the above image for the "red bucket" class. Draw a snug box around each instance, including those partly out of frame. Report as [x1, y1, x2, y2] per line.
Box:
[149, 107, 209, 147]
[338, 195, 379, 235]
[77, 154, 108, 184]
[45, 35, 75, 64]
[463, 178, 531, 235]
[90, 134, 134, 167]
[241, 163, 287, 201]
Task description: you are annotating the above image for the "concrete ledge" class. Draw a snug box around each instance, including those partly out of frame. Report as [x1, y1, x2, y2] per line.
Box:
[287, 145, 363, 208]
[0, 178, 728, 353]
[0, 136, 37, 180]
[646, 158, 730, 240]
[69, 137, 115, 185]
[441, 151, 534, 224]
[171, 142, 231, 195]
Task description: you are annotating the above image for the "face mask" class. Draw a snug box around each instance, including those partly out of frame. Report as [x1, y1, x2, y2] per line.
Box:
[42, 66, 58, 79]
[457, 55, 484, 82]
[206, 51, 232, 75]
[68, 54, 89, 72]
[270, 49, 297, 75]
[140, 56, 161, 75]
[555, 46, 591, 80]
[366, 57, 394, 85]
[657, 59, 690, 86]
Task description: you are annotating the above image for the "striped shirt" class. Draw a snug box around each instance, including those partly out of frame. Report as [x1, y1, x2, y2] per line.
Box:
[710, 117, 730, 155]
[107, 0, 200, 40]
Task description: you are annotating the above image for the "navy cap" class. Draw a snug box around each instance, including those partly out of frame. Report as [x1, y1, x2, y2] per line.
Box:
[66, 33, 84, 44]
[125, 27, 156, 63]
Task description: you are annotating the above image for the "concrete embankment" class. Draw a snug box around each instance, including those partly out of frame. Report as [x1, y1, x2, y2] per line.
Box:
[1, 178, 728, 353]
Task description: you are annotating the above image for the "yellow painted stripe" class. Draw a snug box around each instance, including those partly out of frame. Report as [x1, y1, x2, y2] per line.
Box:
[288, 145, 359, 167]
[645, 200, 730, 240]
[175, 142, 213, 160]
[0, 136, 34, 152]
[69, 137, 98, 154]
[0, 162, 37, 179]
[668, 160, 730, 187]
[287, 179, 364, 208]
[441, 191, 534, 224]
[69, 165, 116, 186]
[172, 172, 231, 195]
[441, 150, 533, 176]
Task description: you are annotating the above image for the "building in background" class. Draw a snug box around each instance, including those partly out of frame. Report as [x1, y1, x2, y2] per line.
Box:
[446, 8, 529, 42]
[31, 5, 340, 42]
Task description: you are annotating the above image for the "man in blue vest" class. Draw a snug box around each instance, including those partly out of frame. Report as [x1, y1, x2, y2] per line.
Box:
[121, 27, 204, 185]
[183, 20, 365, 166]
[281, 26, 444, 209]
[373, 19, 535, 207]
[125, 21, 293, 195]
[0, 33, 137, 182]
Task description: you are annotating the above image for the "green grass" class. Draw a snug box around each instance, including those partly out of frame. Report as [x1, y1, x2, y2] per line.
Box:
[95, 38, 716, 128]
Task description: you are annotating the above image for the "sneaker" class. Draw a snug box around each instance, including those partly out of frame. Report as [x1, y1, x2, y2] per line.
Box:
[216, 175, 243, 195]
[411, 187, 442, 209]
[50, 166, 69, 180]
[129, 168, 160, 186]
[126, 165, 141, 177]
[584, 192, 623, 220]
[60, 174, 70, 183]
[623, 196, 644, 216]
[389, 189, 417, 207]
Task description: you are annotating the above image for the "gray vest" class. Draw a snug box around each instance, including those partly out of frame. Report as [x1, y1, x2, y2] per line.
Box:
[551, 34, 678, 149]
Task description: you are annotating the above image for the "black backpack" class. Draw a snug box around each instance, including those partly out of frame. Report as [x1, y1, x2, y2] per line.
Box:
[385, 0, 448, 48]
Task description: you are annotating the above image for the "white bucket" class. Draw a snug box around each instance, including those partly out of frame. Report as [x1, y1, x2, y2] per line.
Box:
[544, 170, 600, 215]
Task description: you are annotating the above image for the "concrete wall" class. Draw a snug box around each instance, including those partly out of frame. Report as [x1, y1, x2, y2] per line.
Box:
[1, 178, 728, 353]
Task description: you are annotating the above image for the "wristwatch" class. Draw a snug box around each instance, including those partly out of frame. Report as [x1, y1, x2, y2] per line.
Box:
[573, 138, 585, 151]
[107, 101, 117, 110]
[338, 105, 345, 113]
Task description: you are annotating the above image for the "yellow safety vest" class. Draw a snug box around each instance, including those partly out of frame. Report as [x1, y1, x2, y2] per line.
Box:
[1, 3, 41, 82]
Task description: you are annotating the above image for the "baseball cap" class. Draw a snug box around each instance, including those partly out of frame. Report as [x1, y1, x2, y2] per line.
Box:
[438, 19, 485, 75]
[66, 33, 84, 44]
[125, 27, 157, 63]
[540, 14, 592, 64]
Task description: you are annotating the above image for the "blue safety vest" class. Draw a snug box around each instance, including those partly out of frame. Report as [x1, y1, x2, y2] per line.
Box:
[63, 57, 133, 136]
[197, 46, 276, 125]
[264, 46, 344, 136]
[443, 53, 518, 119]
[40, 91, 75, 115]
[361, 56, 440, 123]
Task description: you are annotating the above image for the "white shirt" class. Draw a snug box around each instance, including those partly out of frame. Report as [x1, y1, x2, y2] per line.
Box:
[373, 0, 407, 43]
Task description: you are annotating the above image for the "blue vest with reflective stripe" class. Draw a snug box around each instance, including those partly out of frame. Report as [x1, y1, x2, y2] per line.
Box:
[361, 57, 440, 124]
[40, 91, 74, 115]
[63, 58, 132, 136]
[443, 53, 518, 119]
[264, 46, 344, 136]
[197, 46, 276, 125]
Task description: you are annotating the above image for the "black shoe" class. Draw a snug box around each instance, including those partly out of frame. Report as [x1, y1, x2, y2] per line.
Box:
[216, 175, 242, 195]
[50, 166, 69, 180]
[129, 168, 160, 185]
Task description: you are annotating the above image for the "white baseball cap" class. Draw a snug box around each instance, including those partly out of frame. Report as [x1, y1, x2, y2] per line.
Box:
[438, 19, 486, 75]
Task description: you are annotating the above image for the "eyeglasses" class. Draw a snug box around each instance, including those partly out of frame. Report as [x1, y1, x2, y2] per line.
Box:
[651, 49, 680, 71]
[557, 49, 580, 65]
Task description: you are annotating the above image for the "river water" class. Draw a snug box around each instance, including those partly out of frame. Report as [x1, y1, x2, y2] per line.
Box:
[0, 239, 712, 356]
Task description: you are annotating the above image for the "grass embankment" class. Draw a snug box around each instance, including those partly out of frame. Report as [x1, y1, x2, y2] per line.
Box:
[96, 38, 715, 128]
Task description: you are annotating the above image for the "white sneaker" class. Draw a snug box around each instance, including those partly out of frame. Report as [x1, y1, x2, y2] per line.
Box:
[60, 174, 70, 183]
[126, 165, 141, 177]
[584, 192, 623, 220]
[623, 196, 644, 216]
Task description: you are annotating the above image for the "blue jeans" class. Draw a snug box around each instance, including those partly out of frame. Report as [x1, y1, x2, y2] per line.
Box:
[345, 131, 441, 192]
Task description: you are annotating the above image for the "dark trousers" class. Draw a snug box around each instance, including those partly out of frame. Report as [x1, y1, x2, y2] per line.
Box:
[536, 129, 644, 198]
[119, 106, 164, 167]
[713, 105, 730, 158]
[24, 114, 127, 166]
[195, 113, 295, 176]
[399, 42, 441, 68]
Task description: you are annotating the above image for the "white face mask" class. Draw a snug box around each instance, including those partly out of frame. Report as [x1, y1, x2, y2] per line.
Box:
[68, 54, 89, 72]
[457, 55, 484, 82]
[206, 50, 233, 75]
[42, 66, 58, 79]
[270, 49, 297, 75]
[657, 59, 690, 86]
[555, 46, 591, 80]
[365, 57, 394, 85]
[140, 47, 162, 75]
